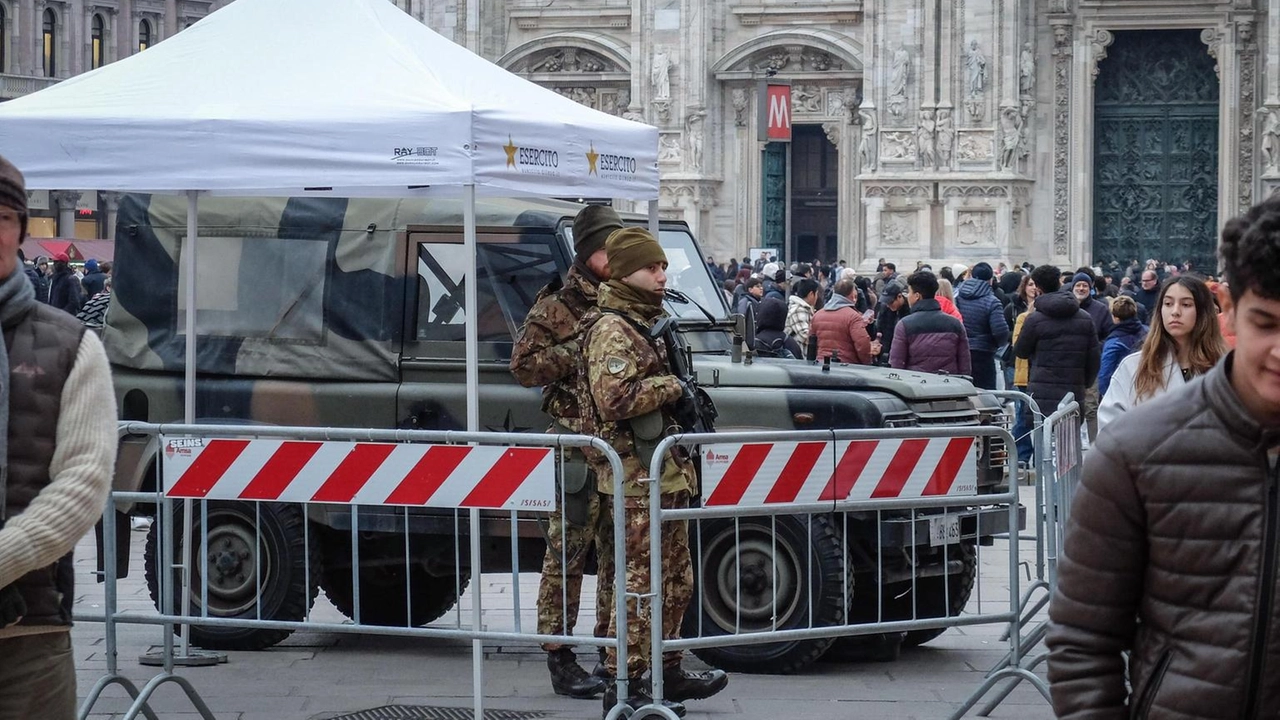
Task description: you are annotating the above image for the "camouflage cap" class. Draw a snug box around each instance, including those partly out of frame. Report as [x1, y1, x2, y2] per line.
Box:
[572, 204, 623, 262]
[606, 227, 666, 280]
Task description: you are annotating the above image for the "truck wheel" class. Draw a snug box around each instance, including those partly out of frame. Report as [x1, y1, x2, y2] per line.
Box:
[144, 501, 320, 651]
[319, 535, 470, 627]
[828, 541, 976, 659]
[681, 514, 849, 674]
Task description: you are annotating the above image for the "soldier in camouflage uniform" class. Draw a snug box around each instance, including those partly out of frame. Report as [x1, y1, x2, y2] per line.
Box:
[510, 206, 623, 699]
[578, 228, 728, 718]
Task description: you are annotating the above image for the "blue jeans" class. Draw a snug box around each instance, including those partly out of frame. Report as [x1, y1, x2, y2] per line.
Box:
[1012, 388, 1035, 465]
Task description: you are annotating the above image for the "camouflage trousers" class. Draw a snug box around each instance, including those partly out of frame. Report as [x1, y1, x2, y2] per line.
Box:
[600, 490, 693, 678]
[536, 488, 613, 651]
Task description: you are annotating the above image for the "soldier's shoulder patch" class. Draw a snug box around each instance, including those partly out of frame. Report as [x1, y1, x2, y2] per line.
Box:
[605, 356, 630, 375]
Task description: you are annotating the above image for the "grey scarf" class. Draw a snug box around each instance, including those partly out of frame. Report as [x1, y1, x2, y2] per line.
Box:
[0, 267, 36, 521]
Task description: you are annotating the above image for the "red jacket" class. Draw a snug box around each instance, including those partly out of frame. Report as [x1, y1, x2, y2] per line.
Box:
[811, 303, 873, 365]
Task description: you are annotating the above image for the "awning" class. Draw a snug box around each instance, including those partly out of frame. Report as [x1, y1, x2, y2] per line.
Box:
[72, 239, 115, 263]
[23, 238, 80, 262]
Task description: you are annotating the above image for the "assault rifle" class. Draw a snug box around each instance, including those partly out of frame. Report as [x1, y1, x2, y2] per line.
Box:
[655, 289, 718, 436]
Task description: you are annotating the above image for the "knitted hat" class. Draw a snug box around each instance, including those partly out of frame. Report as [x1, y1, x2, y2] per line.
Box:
[53, 251, 70, 263]
[85, 258, 100, 273]
[571, 205, 623, 262]
[0, 153, 28, 240]
[970, 262, 994, 282]
[951, 263, 969, 279]
[1071, 272, 1094, 288]
[606, 227, 667, 280]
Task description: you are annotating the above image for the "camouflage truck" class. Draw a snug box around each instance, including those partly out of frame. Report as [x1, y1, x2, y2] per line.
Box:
[106, 193, 1017, 674]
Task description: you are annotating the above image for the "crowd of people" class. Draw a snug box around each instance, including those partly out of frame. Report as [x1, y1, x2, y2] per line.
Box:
[706, 251, 1236, 469]
[16, 250, 112, 329]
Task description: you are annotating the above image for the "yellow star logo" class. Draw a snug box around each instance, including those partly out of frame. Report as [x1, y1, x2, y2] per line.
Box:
[586, 143, 599, 175]
[503, 135, 518, 168]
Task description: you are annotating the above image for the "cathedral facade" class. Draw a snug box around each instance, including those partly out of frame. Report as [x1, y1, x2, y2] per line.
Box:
[2, 0, 1276, 272]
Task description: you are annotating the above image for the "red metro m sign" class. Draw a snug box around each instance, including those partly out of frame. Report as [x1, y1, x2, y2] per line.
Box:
[758, 80, 792, 142]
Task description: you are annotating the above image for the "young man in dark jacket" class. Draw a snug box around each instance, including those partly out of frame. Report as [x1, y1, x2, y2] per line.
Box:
[1070, 270, 1113, 441]
[955, 262, 1010, 390]
[754, 296, 803, 359]
[1046, 196, 1280, 720]
[890, 271, 971, 376]
[1014, 265, 1101, 414]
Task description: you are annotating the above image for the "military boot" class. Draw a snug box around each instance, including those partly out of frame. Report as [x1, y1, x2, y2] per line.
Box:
[662, 664, 729, 702]
[547, 648, 607, 699]
[591, 647, 611, 680]
[601, 680, 686, 719]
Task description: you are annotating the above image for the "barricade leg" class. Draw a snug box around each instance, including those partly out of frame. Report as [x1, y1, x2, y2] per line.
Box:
[121, 673, 217, 720]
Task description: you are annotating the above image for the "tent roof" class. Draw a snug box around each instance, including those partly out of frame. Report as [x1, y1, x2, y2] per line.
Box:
[0, 0, 657, 199]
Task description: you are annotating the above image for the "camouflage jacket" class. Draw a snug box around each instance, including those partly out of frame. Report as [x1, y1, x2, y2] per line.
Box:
[578, 281, 696, 496]
[509, 265, 599, 433]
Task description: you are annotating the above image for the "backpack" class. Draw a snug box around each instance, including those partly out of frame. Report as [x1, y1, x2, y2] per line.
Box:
[754, 336, 795, 359]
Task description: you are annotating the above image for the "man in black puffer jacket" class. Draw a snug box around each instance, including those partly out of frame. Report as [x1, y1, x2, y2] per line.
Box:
[1015, 265, 1101, 413]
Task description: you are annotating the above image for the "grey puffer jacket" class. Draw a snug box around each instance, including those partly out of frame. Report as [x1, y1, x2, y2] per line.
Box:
[1047, 355, 1280, 719]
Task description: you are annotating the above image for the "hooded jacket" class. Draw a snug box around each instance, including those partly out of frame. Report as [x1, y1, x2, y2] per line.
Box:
[1047, 356, 1280, 719]
[1078, 293, 1115, 342]
[754, 296, 802, 359]
[1014, 290, 1101, 412]
[811, 293, 873, 365]
[889, 298, 971, 375]
[785, 293, 815, 345]
[1097, 318, 1148, 397]
[955, 278, 1010, 353]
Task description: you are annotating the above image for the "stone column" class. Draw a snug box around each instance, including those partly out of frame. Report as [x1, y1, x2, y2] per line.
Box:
[117, 0, 131, 59]
[1050, 19, 1072, 263]
[102, 192, 121, 241]
[164, 0, 177, 38]
[70, 0, 84, 75]
[51, 190, 81, 238]
[1235, 20, 1258, 214]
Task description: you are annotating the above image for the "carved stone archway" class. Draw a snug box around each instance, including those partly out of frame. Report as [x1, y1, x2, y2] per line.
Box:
[500, 33, 633, 118]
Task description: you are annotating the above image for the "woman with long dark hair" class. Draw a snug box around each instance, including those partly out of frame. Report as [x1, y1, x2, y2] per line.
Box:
[1098, 275, 1226, 430]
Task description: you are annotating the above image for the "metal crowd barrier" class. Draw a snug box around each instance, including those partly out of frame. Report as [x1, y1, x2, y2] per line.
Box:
[77, 422, 630, 720]
[629, 425, 1031, 720]
[956, 396, 1083, 717]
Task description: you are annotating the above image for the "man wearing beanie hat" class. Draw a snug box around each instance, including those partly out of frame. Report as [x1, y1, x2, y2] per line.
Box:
[510, 204, 622, 700]
[0, 155, 116, 719]
[579, 227, 727, 716]
[1069, 268, 1112, 442]
[955, 261, 1010, 390]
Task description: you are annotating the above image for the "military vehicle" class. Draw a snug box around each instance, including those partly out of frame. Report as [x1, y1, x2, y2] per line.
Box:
[106, 193, 1016, 674]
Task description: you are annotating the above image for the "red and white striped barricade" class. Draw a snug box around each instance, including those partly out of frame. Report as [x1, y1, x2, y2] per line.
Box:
[160, 436, 556, 510]
[700, 436, 978, 508]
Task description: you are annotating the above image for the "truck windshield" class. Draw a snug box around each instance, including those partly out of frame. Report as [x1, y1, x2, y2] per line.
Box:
[658, 229, 729, 322]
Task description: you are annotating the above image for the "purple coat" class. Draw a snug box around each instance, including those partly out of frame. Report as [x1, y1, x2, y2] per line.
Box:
[890, 299, 972, 376]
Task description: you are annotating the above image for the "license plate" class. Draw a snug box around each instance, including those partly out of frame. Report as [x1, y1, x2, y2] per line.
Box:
[929, 514, 961, 547]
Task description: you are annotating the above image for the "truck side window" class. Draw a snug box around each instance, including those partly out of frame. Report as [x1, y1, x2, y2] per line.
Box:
[176, 234, 326, 341]
[412, 231, 564, 352]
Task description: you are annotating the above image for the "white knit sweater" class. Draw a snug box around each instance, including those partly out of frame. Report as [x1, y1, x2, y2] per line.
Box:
[0, 330, 117, 638]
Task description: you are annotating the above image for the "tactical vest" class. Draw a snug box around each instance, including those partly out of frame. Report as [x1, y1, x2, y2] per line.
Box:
[4, 304, 86, 627]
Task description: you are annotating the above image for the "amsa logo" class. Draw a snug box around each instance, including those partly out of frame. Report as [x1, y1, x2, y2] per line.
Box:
[704, 449, 733, 466]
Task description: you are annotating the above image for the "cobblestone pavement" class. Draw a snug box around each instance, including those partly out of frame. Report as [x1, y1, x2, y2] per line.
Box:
[70, 493, 1054, 720]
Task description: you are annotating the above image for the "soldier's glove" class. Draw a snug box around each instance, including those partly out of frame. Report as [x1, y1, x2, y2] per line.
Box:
[0, 584, 26, 629]
[673, 379, 701, 431]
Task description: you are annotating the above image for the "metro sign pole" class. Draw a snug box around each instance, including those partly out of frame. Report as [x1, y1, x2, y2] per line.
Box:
[759, 79, 792, 265]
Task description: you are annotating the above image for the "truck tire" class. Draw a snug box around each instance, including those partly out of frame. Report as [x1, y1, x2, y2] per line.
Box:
[827, 541, 977, 660]
[318, 534, 469, 627]
[681, 514, 849, 674]
[144, 501, 320, 651]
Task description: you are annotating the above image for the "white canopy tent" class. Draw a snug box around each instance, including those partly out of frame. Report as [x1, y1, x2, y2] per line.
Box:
[0, 0, 660, 433]
[0, 1, 658, 695]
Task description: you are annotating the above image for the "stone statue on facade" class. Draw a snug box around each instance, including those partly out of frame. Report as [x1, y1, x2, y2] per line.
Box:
[916, 109, 937, 170]
[686, 111, 706, 171]
[889, 45, 910, 120]
[652, 49, 672, 101]
[859, 110, 877, 170]
[1263, 109, 1280, 174]
[966, 40, 988, 96]
[936, 108, 955, 170]
[1019, 42, 1036, 96]
[658, 133, 682, 163]
[1000, 107, 1023, 170]
[732, 88, 749, 126]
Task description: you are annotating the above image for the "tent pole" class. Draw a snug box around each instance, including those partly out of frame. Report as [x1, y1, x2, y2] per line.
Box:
[648, 198, 659, 236]
[181, 189, 198, 659]
[463, 183, 484, 720]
